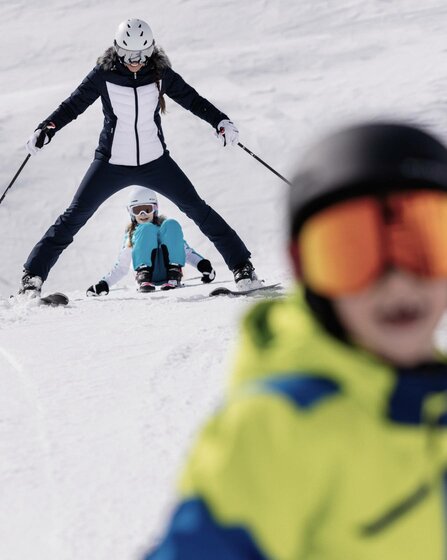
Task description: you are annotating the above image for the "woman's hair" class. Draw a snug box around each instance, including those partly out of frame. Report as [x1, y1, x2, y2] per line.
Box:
[126, 214, 166, 247]
[155, 80, 166, 114]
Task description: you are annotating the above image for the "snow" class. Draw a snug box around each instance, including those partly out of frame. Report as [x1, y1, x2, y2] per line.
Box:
[2, 0, 447, 558]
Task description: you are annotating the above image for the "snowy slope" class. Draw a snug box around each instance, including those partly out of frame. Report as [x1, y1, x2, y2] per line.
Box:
[2, 1, 447, 558]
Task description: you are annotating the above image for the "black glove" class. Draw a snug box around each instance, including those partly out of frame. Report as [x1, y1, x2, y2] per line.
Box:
[37, 121, 57, 144]
[86, 280, 109, 297]
[197, 259, 216, 283]
[26, 122, 57, 156]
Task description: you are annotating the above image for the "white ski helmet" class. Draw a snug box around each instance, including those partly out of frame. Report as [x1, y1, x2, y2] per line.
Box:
[127, 186, 158, 219]
[114, 18, 155, 64]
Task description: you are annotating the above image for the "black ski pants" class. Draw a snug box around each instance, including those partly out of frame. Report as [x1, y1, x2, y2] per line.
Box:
[24, 153, 250, 281]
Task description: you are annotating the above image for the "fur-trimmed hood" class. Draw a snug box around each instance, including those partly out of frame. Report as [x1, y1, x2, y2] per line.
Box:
[96, 45, 171, 73]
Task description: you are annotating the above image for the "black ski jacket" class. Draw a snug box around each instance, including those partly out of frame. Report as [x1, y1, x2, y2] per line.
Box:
[40, 47, 229, 166]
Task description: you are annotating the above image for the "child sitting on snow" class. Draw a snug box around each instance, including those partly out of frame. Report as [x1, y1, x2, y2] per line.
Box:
[86, 186, 215, 295]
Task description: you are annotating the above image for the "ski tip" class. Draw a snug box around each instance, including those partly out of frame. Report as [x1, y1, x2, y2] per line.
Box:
[209, 287, 232, 297]
[40, 292, 69, 306]
[209, 283, 282, 297]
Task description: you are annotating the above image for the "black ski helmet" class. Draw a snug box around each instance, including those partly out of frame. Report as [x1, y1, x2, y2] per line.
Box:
[289, 122, 447, 238]
[288, 121, 447, 341]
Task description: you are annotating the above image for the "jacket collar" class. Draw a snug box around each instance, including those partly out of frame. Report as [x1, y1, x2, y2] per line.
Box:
[389, 364, 447, 425]
[96, 45, 171, 75]
[230, 286, 447, 426]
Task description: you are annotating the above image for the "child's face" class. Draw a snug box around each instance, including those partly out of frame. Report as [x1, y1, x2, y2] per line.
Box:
[332, 270, 447, 366]
[135, 212, 154, 224]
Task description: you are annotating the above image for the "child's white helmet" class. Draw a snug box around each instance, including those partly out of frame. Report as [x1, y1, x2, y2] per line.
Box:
[127, 186, 158, 219]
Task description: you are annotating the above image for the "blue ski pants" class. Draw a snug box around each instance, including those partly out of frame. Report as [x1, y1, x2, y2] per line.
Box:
[132, 220, 186, 282]
[24, 153, 250, 280]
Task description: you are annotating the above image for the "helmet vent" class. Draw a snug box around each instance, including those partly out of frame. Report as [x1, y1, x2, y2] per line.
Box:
[140, 31, 144, 36]
[123, 40, 128, 46]
[126, 31, 130, 36]
[143, 39, 147, 45]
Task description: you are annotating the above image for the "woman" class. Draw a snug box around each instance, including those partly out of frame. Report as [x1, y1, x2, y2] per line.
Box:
[21, 18, 260, 296]
[86, 186, 216, 294]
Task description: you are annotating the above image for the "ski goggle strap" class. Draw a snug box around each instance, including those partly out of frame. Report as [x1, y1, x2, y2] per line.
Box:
[294, 190, 447, 297]
[130, 203, 157, 216]
[114, 40, 155, 64]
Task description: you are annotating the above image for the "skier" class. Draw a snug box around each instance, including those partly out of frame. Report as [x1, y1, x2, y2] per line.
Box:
[144, 122, 447, 559]
[21, 18, 260, 296]
[86, 186, 216, 294]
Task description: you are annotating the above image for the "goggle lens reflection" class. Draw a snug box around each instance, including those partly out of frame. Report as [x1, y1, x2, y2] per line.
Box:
[296, 190, 447, 296]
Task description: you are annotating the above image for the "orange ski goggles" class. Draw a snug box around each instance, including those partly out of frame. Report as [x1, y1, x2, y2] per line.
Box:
[294, 190, 447, 297]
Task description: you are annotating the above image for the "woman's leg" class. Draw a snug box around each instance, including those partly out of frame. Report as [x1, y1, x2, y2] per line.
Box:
[24, 160, 132, 281]
[136, 154, 251, 270]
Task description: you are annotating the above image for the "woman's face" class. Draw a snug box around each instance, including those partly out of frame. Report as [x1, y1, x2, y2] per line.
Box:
[332, 269, 447, 366]
[125, 62, 144, 73]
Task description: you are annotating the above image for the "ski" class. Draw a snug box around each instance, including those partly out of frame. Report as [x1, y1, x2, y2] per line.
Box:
[39, 292, 69, 307]
[209, 283, 282, 297]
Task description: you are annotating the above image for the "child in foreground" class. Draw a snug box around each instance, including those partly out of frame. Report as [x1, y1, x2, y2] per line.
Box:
[144, 122, 447, 559]
[87, 186, 215, 294]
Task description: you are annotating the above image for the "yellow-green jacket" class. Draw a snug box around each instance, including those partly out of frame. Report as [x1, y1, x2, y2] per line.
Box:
[146, 289, 447, 559]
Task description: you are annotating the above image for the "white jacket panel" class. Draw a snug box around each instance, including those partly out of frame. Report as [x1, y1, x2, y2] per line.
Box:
[106, 82, 163, 166]
[137, 84, 165, 164]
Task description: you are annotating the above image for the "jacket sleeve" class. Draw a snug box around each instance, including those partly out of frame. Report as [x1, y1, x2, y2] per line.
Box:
[184, 240, 204, 269]
[144, 393, 336, 559]
[40, 67, 102, 131]
[101, 235, 132, 287]
[162, 67, 229, 129]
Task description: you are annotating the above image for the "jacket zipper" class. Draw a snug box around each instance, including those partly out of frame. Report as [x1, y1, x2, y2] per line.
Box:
[133, 78, 140, 166]
[361, 397, 447, 537]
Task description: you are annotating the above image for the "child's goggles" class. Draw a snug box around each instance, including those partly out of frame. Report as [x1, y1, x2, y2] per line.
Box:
[130, 203, 157, 216]
[114, 40, 155, 64]
[296, 190, 447, 297]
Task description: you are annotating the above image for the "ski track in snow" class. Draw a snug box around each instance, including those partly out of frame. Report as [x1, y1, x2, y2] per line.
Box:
[2, 0, 447, 558]
[0, 281, 286, 559]
[0, 340, 60, 558]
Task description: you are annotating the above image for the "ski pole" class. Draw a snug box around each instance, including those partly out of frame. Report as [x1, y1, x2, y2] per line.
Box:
[237, 142, 292, 186]
[0, 154, 31, 206]
[0, 128, 48, 207]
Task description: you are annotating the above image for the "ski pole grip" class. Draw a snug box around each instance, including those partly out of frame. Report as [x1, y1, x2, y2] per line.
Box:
[35, 128, 47, 149]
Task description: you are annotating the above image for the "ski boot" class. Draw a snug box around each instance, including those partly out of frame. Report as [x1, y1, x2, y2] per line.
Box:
[232, 260, 263, 291]
[136, 266, 156, 293]
[160, 264, 183, 291]
[18, 271, 43, 297]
